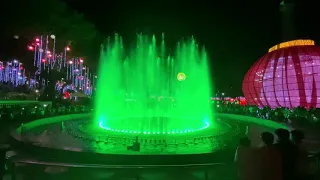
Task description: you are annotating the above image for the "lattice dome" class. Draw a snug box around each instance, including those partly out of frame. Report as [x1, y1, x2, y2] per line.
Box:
[242, 39, 320, 108]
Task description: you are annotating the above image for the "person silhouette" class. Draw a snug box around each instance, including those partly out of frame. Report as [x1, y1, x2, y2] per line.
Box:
[235, 137, 258, 180]
[258, 132, 282, 180]
[274, 128, 296, 180]
[291, 130, 310, 180]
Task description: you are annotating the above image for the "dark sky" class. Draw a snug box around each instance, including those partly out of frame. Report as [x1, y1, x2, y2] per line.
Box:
[2, 0, 319, 96]
[63, 0, 282, 96]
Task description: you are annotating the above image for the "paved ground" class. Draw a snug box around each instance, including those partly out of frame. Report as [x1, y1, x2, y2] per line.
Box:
[294, 126, 320, 153]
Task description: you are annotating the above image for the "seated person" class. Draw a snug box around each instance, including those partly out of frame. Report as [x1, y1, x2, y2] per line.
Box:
[127, 136, 140, 151]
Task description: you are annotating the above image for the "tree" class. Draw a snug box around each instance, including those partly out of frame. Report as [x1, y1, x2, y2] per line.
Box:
[2, 0, 102, 100]
[2, 0, 102, 61]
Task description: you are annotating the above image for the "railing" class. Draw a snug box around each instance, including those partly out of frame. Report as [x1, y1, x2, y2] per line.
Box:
[8, 155, 319, 180]
[8, 158, 234, 180]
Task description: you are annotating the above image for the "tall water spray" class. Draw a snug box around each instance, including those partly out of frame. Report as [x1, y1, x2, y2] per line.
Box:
[95, 34, 213, 134]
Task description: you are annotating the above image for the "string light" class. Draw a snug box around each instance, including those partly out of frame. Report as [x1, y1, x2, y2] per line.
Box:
[0, 60, 26, 86]
[27, 35, 94, 95]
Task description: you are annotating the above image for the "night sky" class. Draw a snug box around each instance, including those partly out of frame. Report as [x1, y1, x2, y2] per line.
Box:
[65, 0, 281, 96]
[1, 0, 319, 96]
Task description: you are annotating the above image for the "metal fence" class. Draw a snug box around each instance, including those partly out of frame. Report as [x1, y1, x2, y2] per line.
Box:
[7, 159, 236, 180]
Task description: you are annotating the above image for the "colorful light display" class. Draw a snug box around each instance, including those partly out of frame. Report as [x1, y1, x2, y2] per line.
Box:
[28, 35, 93, 95]
[0, 59, 26, 86]
[95, 34, 213, 134]
[243, 39, 320, 109]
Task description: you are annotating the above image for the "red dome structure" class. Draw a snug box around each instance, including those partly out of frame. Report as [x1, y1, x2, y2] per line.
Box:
[242, 39, 320, 109]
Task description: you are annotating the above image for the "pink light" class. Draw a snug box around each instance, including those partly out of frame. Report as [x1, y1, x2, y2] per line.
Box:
[66, 47, 70, 51]
[80, 59, 83, 63]
[42, 59, 46, 63]
[35, 38, 40, 42]
[242, 45, 320, 109]
[69, 61, 73, 64]
[36, 43, 40, 46]
[47, 51, 51, 54]
[28, 46, 34, 50]
[48, 54, 52, 58]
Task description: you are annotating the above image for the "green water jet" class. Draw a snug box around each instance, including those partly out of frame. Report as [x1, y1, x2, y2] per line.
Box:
[95, 34, 214, 134]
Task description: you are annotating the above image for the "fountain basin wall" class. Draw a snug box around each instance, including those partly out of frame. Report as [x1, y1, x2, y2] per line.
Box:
[16, 113, 91, 133]
[15, 113, 288, 134]
[0, 100, 52, 106]
[217, 113, 288, 130]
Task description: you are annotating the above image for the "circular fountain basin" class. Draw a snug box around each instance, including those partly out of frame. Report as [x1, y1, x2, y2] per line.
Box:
[11, 113, 288, 165]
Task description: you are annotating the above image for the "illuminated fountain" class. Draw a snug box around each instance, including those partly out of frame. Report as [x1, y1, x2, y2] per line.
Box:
[10, 34, 292, 161]
[94, 34, 214, 135]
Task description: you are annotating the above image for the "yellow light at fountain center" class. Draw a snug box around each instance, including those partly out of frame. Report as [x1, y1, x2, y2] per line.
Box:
[177, 72, 186, 81]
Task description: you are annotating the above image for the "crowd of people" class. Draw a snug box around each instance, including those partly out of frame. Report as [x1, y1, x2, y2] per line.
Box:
[235, 128, 310, 180]
[0, 103, 91, 124]
[214, 102, 320, 179]
[215, 103, 320, 128]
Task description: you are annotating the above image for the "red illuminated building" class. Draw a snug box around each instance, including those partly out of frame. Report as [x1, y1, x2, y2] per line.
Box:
[242, 39, 320, 109]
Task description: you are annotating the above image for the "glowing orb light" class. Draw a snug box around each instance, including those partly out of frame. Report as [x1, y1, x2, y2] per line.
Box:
[177, 72, 186, 81]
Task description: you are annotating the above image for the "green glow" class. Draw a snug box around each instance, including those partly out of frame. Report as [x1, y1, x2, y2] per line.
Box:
[95, 34, 213, 134]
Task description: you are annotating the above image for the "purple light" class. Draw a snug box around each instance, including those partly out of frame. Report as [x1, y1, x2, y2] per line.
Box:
[243, 43, 320, 109]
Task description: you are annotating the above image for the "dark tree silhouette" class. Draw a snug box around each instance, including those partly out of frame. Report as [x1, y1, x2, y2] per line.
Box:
[39, 69, 67, 100]
[1, 0, 102, 99]
[2, 0, 102, 61]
